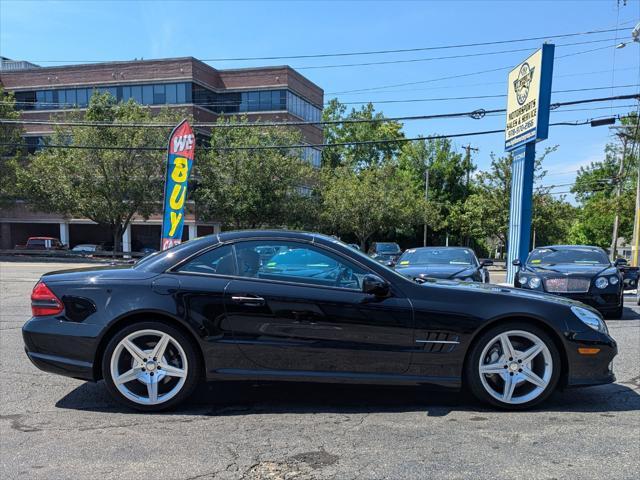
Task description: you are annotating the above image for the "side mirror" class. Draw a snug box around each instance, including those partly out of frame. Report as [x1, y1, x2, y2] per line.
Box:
[614, 258, 627, 267]
[480, 259, 494, 267]
[512, 259, 521, 267]
[362, 274, 390, 297]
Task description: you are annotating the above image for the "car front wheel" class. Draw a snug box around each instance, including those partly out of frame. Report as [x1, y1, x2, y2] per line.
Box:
[102, 321, 201, 411]
[466, 323, 561, 409]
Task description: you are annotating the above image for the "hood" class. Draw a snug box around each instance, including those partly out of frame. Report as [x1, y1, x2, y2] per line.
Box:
[41, 265, 159, 283]
[396, 264, 477, 279]
[419, 277, 587, 308]
[526, 264, 615, 277]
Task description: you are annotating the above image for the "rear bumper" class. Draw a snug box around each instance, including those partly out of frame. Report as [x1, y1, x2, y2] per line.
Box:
[25, 349, 94, 381]
[22, 316, 101, 381]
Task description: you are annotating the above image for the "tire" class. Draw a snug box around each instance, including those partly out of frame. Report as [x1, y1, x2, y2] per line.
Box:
[465, 322, 561, 410]
[102, 321, 201, 412]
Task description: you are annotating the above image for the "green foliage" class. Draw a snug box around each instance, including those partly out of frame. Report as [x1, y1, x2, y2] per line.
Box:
[18, 92, 188, 251]
[322, 99, 404, 169]
[319, 163, 423, 249]
[569, 112, 639, 248]
[0, 87, 23, 206]
[398, 137, 470, 240]
[449, 146, 573, 252]
[195, 116, 317, 229]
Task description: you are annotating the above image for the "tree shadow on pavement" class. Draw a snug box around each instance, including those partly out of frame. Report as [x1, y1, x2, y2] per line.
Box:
[56, 377, 640, 416]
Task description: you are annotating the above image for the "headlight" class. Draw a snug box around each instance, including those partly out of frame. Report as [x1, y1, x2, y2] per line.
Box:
[571, 306, 608, 334]
[594, 277, 609, 289]
[518, 275, 528, 285]
[528, 277, 541, 289]
[609, 276, 619, 285]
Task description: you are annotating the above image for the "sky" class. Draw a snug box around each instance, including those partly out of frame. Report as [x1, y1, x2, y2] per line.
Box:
[1, 0, 639, 202]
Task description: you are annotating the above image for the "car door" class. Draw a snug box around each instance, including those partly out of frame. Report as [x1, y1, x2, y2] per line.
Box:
[223, 239, 414, 375]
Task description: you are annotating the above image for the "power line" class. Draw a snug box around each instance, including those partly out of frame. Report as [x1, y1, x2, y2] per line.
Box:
[335, 84, 640, 106]
[0, 116, 620, 153]
[2, 94, 638, 129]
[329, 43, 624, 95]
[8, 83, 637, 110]
[336, 66, 640, 96]
[294, 37, 619, 70]
[26, 26, 631, 65]
[8, 83, 636, 111]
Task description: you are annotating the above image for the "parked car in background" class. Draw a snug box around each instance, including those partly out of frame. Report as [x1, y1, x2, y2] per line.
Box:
[395, 247, 492, 283]
[368, 242, 402, 266]
[23, 230, 617, 411]
[15, 237, 66, 250]
[513, 245, 625, 319]
[620, 264, 639, 290]
[71, 244, 101, 253]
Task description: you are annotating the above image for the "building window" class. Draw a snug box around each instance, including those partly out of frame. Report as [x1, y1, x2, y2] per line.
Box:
[142, 85, 153, 104]
[153, 84, 166, 104]
[166, 83, 177, 104]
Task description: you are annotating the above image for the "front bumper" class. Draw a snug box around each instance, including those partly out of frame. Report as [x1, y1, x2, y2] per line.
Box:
[22, 316, 102, 381]
[547, 291, 622, 313]
[564, 329, 618, 388]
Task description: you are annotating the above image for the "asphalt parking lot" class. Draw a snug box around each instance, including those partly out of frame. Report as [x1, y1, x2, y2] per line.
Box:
[1, 261, 638, 480]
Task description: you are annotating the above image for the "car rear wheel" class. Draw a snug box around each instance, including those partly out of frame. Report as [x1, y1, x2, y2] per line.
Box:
[102, 321, 201, 411]
[466, 323, 561, 410]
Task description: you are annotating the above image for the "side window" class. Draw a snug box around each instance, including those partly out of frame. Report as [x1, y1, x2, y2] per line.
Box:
[235, 241, 367, 290]
[176, 245, 235, 275]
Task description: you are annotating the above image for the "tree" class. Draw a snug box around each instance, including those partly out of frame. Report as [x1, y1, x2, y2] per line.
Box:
[398, 137, 470, 244]
[18, 92, 188, 252]
[195, 116, 317, 229]
[0, 87, 23, 207]
[451, 146, 572, 255]
[569, 112, 639, 249]
[319, 163, 422, 250]
[322, 99, 404, 169]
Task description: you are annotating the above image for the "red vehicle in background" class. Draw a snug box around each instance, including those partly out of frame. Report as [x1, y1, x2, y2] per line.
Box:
[15, 237, 67, 250]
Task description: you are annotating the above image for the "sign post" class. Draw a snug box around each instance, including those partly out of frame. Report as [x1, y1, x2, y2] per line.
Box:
[161, 120, 195, 251]
[505, 44, 554, 284]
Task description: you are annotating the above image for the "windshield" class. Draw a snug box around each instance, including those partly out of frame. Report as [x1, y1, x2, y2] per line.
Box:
[397, 248, 477, 266]
[321, 236, 414, 284]
[376, 243, 401, 253]
[527, 247, 609, 266]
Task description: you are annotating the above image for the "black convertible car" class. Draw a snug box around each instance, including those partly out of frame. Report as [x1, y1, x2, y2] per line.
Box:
[394, 247, 492, 283]
[23, 231, 616, 411]
[513, 245, 626, 319]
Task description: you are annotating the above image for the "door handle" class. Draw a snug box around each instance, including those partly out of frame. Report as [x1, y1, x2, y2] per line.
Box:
[231, 295, 265, 306]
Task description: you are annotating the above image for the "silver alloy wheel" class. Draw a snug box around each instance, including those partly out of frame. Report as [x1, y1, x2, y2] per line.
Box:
[478, 330, 553, 405]
[110, 329, 188, 406]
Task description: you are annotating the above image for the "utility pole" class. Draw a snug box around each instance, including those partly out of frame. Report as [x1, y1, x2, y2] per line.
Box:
[610, 136, 627, 261]
[463, 144, 478, 246]
[633, 153, 640, 266]
[463, 144, 479, 193]
[423, 169, 429, 247]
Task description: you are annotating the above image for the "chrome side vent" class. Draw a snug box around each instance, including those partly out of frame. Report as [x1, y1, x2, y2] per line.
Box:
[415, 332, 460, 352]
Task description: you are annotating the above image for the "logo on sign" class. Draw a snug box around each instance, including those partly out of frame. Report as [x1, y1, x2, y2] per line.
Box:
[173, 134, 194, 153]
[513, 63, 535, 106]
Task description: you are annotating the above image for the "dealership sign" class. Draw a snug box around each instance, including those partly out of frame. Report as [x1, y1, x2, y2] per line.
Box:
[505, 44, 554, 152]
[504, 44, 554, 285]
[161, 120, 195, 251]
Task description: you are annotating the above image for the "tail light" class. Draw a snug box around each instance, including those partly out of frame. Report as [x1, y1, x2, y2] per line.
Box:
[31, 281, 64, 317]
